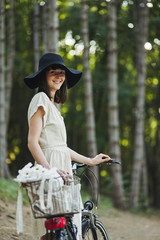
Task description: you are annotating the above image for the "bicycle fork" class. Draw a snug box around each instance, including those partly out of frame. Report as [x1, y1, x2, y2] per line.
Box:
[82, 201, 98, 240]
[82, 213, 97, 236]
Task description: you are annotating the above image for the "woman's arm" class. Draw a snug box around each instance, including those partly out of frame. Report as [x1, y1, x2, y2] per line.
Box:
[68, 148, 110, 166]
[28, 106, 51, 170]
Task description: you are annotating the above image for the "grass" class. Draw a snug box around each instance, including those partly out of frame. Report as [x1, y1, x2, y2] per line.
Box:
[1, 178, 160, 219]
[0, 178, 113, 210]
[129, 205, 160, 218]
[0, 178, 29, 204]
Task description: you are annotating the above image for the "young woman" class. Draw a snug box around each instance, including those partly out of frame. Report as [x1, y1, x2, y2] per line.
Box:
[24, 53, 110, 240]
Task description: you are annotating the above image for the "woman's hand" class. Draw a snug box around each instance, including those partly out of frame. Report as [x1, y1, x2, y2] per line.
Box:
[56, 169, 70, 182]
[89, 153, 111, 166]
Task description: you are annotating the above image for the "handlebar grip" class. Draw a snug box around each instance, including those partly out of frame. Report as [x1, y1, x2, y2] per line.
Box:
[102, 158, 121, 165]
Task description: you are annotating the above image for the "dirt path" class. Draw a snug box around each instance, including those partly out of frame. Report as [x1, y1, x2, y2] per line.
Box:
[0, 199, 160, 240]
[99, 209, 160, 240]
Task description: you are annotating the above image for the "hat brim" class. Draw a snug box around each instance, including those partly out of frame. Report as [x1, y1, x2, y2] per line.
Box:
[24, 63, 82, 89]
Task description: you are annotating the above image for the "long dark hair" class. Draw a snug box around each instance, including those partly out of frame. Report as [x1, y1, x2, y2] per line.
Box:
[37, 68, 68, 104]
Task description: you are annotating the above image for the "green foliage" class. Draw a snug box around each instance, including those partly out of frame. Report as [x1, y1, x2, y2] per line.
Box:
[3, 0, 160, 209]
[0, 178, 28, 204]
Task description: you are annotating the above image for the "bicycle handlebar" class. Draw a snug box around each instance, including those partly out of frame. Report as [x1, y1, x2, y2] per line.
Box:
[72, 158, 121, 207]
[102, 158, 121, 165]
[72, 158, 120, 173]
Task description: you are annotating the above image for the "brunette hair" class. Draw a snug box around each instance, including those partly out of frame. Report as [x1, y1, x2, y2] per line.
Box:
[37, 67, 68, 104]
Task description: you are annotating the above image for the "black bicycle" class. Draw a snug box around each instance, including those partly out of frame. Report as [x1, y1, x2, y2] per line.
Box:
[44, 159, 120, 240]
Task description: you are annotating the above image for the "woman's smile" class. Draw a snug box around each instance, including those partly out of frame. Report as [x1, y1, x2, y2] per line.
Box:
[52, 77, 64, 87]
[52, 79, 63, 84]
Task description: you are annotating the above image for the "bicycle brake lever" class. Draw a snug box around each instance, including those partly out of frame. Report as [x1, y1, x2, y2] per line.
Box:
[102, 157, 121, 165]
[109, 159, 121, 164]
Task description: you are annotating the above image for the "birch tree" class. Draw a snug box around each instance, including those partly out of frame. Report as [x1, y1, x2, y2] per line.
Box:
[47, 0, 59, 53]
[33, 0, 40, 71]
[81, 0, 99, 203]
[0, 0, 10, 178]
[107, 0, 124, 208]
[6, 0, 15, 129]
[42, 2, 48, 53]
[129, 0, 149, 208]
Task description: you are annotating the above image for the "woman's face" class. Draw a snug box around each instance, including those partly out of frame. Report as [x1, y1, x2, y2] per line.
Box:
[46, 68, 65, 92]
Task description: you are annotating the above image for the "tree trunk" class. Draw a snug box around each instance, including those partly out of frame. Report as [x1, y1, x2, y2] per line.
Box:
[47, 0, 59, 53]
[107, 0, 124, 208]
[33, 0, 40, 71]
[42, 2, 48, 53]
[81, 0, 99, 203]
[129, 0, 149, 208]
[5, 0, 15, 131]
[0, 0, 10, 178]
[152, 78, 160, 208]
[141, 148, 148, 207]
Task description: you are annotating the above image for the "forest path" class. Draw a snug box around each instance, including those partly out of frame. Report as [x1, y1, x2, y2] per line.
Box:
[0, 199, 160, 240]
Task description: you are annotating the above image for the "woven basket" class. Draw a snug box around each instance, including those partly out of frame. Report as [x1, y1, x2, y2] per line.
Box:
[22, 175, 81, 218]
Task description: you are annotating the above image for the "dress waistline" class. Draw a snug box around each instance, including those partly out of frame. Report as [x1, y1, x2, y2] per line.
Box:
[41, 144, 67, 150]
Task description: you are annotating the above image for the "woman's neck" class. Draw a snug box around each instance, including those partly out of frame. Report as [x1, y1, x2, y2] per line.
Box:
[50, 90, 56, 103]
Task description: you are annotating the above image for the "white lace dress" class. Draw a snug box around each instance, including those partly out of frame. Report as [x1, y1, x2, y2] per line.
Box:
[28, 92, 81, 239]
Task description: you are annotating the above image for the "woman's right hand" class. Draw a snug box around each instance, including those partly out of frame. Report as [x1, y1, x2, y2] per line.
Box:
[90, 153, 111, 166]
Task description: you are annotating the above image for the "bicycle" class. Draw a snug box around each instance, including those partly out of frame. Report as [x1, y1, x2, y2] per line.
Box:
[44, 159, 120, 240]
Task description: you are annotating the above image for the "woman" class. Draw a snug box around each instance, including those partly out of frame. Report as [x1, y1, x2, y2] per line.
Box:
[24, 53, 110, 240]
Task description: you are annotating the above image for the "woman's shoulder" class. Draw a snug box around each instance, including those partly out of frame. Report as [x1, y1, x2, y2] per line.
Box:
[28, 92, 50, 111]
[28, 92, 50, 125]
[29, 92, 51, 106]
[31, 92, 49, 102]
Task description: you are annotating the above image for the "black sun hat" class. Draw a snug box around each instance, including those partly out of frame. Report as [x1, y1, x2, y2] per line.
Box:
[24, 53, 82, 89]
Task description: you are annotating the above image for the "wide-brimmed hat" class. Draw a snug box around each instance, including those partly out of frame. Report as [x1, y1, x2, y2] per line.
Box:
[24, 53, 82, 89]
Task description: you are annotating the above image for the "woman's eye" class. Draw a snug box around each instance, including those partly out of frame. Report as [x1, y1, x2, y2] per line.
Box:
[49, 70, 65, 75]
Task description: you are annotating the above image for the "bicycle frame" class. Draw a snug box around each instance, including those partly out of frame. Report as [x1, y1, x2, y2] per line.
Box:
[44, 162, 115, 240]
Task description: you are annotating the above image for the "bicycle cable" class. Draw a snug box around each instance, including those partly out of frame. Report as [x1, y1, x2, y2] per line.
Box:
[78, 165, 100, 209]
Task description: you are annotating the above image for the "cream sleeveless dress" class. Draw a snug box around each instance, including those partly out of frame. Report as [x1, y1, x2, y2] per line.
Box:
[28, 92, 81, 239]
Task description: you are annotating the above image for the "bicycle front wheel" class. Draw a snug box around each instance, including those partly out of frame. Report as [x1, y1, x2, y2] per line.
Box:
[84, 219, 110, 240]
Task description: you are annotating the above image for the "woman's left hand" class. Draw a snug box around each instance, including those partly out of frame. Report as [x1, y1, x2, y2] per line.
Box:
[57, 169, 70, 182]
[89, 153, 111, 166]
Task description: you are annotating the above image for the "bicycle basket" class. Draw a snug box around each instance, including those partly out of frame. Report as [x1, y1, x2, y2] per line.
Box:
[22, 175, 81, 218]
